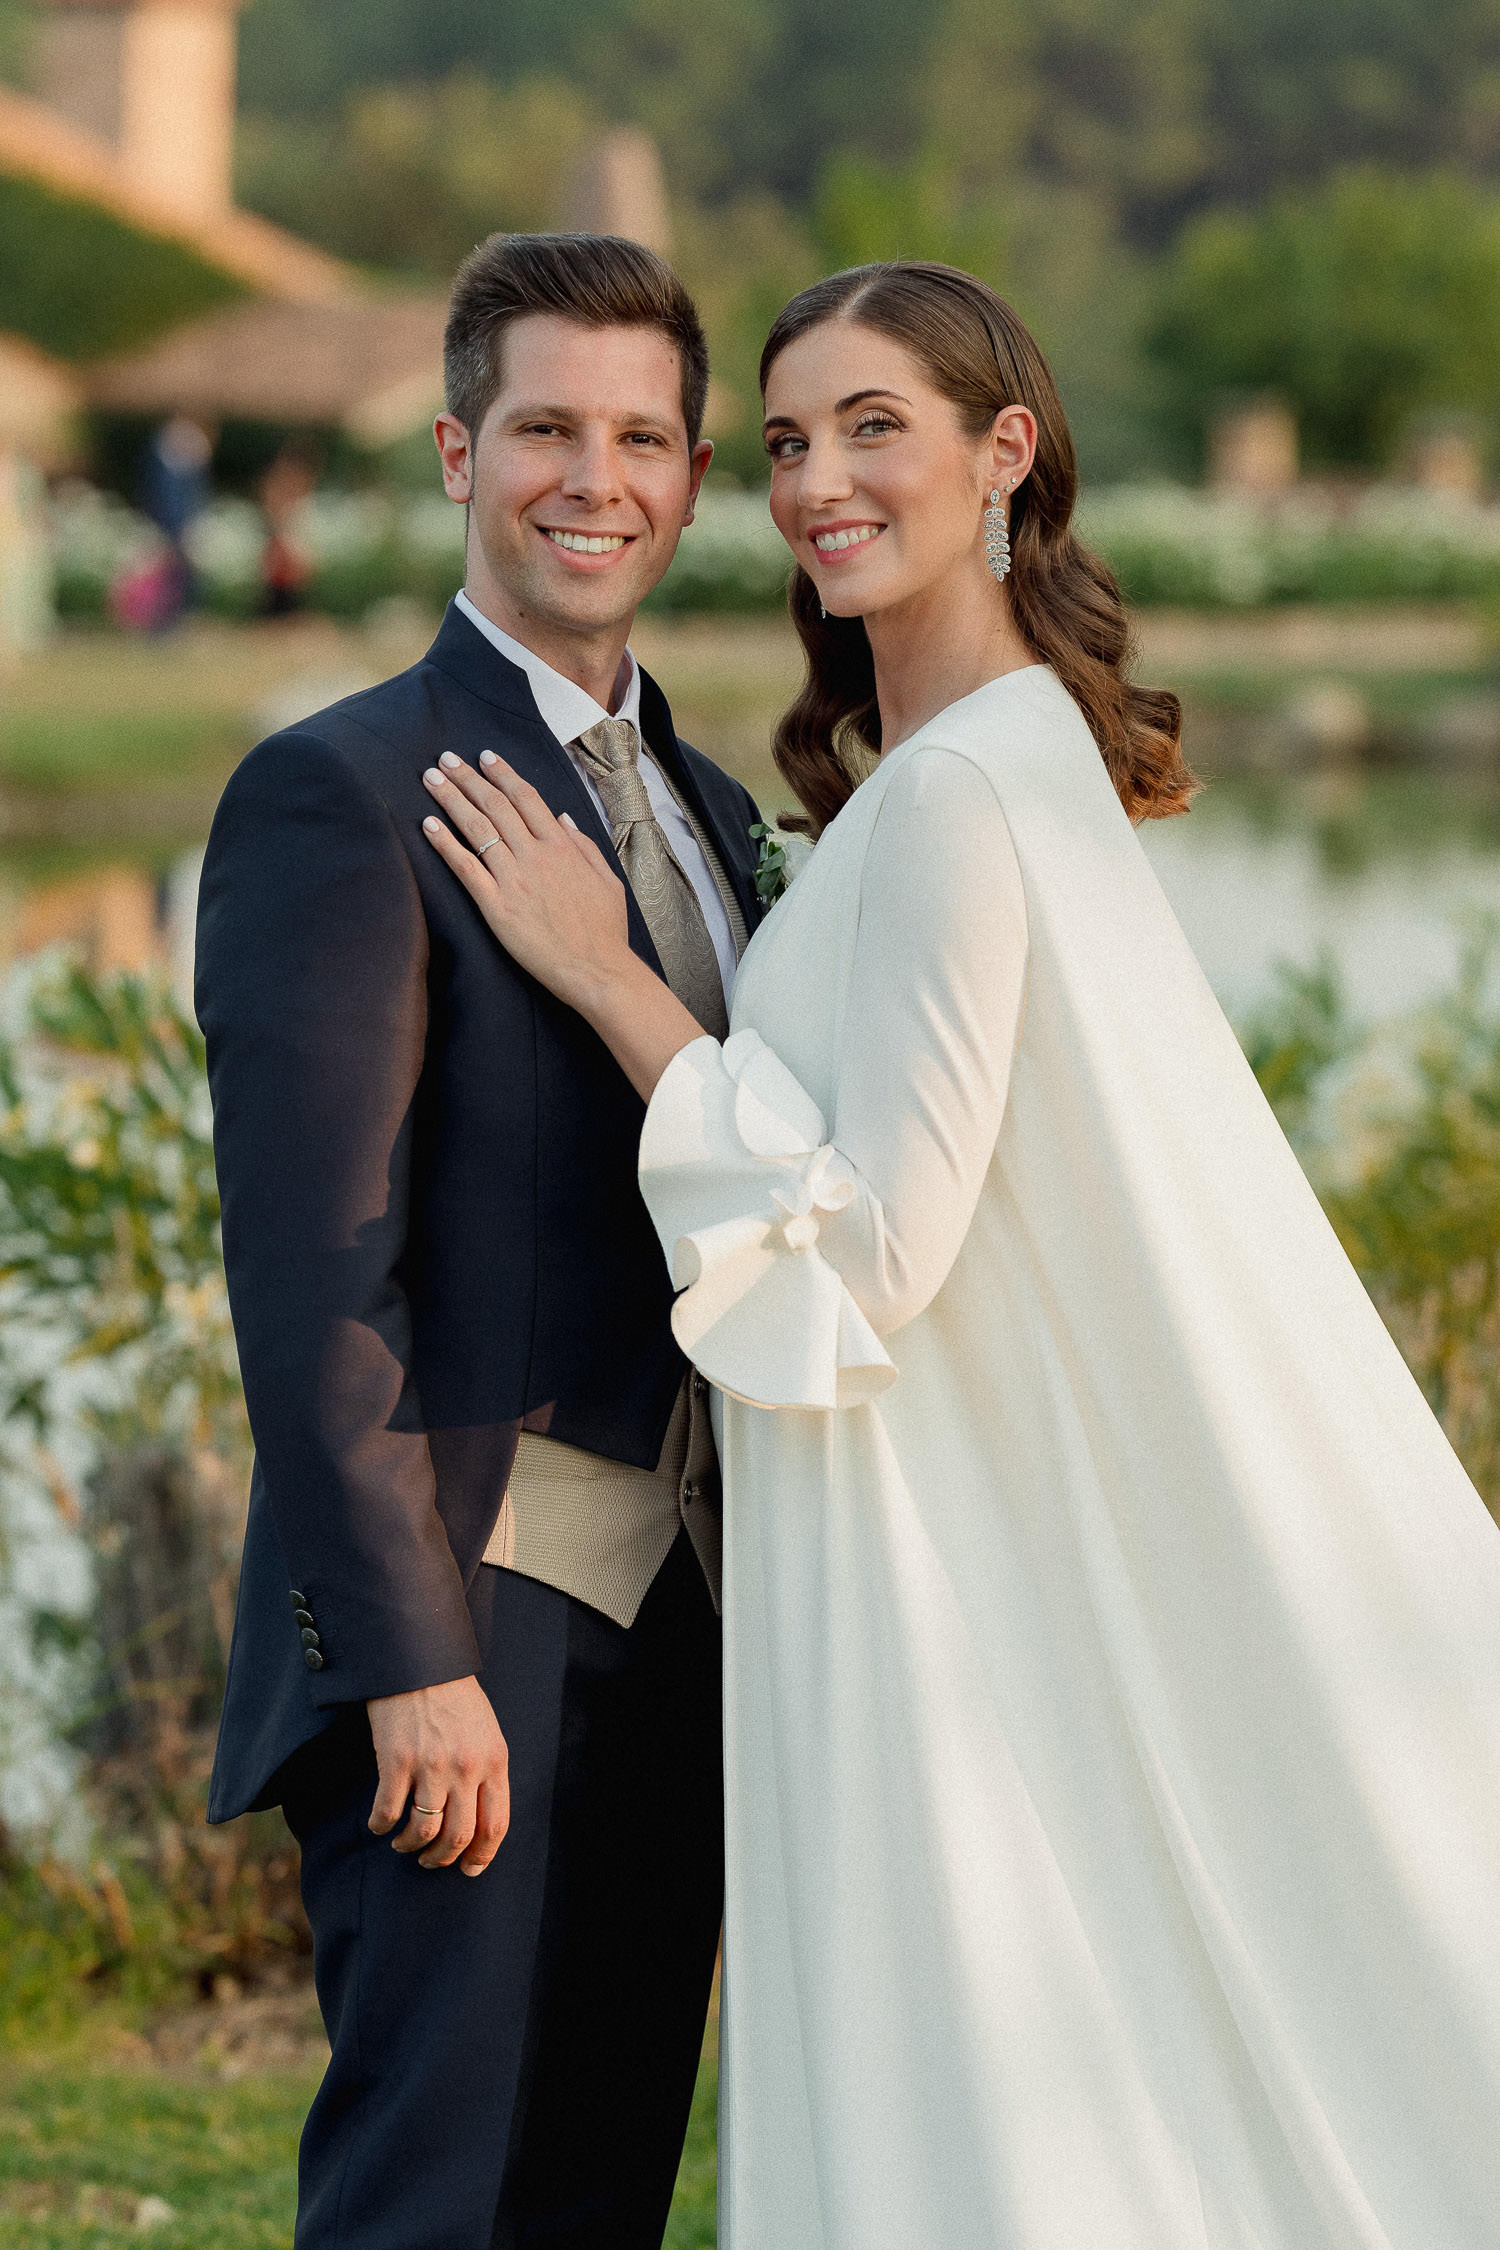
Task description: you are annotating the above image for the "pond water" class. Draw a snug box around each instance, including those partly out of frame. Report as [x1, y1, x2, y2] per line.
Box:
[1141, 770, 1500, 1024]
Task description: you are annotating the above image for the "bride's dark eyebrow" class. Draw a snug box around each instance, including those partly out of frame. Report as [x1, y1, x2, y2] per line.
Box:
[835, 389, 911, 413]
[762, 388, 911, 438]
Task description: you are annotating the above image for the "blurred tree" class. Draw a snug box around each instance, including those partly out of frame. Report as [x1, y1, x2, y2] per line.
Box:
[236, 0, 1500, 237]
[808, 140, 1172, 481]
[1149, 168, 1500, 466]
[813, 152, 1005, 275]
[559, 0, 783, 203]
[1198, 0, 1500, 222]
[671, 193, 821, 480]
[239, 0, 951, 208]
[235, 72, 597, 275]
[0, 0, 32, 84]
[922, 0, 1209, 242]
[238, 0, 572, 114]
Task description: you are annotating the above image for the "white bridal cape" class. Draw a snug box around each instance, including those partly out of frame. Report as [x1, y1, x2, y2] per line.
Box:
[638, 667, 1500, 2250]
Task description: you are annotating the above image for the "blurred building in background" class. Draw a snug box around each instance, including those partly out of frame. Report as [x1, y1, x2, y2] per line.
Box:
[0, 0, 351, 301]
[39, 0, 245, 224]
[0, 0, 453, 650]
[1208, 396, 1299, 497]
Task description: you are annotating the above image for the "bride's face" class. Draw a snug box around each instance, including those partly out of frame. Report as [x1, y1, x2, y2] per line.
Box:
[763, 318, 1033, 619]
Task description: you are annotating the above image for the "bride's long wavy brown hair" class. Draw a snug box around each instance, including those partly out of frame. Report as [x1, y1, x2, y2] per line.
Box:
[759, 262, 1194, 833]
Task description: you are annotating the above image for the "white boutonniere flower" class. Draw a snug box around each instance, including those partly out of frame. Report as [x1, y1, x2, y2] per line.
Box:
[750, 821, 814, 909]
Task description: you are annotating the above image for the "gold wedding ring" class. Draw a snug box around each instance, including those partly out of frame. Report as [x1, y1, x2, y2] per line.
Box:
[412, 1803, 443, 1818]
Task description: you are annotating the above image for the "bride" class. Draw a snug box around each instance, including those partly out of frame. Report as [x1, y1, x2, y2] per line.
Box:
[422, 262, 1500, 2247]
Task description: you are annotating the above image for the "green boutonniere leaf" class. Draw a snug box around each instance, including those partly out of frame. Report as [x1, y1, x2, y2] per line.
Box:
[750, 821, 789, 906]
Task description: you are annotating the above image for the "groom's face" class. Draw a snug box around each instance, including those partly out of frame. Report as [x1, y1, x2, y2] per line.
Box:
[436, 314, 712, 646]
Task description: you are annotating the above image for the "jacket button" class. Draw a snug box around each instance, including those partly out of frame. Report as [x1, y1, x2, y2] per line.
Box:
[300, 1627, 321, 1648]
[304, 1648, 325, 1671]
[289, 1589, 308, 1610]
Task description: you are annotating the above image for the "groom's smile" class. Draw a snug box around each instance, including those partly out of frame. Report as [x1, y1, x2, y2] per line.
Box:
[435, 312, 713, 681]
[536, 524, 637, 567]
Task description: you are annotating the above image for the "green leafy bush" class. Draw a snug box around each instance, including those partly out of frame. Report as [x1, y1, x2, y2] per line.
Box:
[1245, 944, 1500, 1517]
[0, 964, 304, 2025]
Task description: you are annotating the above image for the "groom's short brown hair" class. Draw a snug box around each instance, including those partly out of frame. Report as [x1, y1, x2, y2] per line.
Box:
[444, 233, 710, 447]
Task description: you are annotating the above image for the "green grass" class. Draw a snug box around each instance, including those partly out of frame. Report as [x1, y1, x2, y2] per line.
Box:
[0, 2042, 718, 2248]
[665, 2028, 718, 2249]
[0, 712, 245, 795]
[0, 2061, 315, 2247]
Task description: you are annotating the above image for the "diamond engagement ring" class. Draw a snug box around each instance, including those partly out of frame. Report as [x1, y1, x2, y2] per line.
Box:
[477, 837, 500, 857]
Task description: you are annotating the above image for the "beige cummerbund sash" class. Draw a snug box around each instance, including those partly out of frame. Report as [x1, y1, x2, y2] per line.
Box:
[482, 1372, 721, 1628]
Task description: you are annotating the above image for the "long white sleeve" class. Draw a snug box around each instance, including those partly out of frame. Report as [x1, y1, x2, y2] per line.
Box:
[638, 746, 1029, 1407]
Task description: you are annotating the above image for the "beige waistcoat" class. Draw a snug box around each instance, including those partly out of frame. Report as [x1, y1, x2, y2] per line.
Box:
[484, 1370, 720, 1627]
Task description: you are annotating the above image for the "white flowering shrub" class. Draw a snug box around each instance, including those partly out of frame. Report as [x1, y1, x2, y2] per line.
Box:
[1076, 485, 1500, 608]
[646, 489, 792, 613]
[46, 478, 1500, 618]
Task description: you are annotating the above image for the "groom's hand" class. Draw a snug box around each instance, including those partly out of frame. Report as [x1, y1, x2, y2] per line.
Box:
[366, 1675, 510, 1876]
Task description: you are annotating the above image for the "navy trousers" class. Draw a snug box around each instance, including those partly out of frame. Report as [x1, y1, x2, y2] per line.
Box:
[282, 1532, 724, 2249]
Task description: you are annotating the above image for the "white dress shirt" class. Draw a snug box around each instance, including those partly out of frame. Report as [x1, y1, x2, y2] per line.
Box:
[455, 591, 738, 1002]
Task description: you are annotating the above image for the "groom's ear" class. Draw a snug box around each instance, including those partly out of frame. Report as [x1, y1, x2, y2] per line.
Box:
[683, 437, 715, 524]
[435, 412, 475, 504]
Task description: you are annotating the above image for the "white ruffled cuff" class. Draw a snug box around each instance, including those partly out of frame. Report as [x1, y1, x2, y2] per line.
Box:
[639, 1031, 897, 1410]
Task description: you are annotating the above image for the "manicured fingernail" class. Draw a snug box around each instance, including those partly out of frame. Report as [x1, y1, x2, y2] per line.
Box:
[560, 813, 577, 829]
[440, 752, 462, 769]
[479, 750, 498, 767]
[423, 816, 442, 833]
[424, 767, 443, 785]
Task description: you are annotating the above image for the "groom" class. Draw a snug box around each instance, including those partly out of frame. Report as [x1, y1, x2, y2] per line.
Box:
[197, 233, 762, 2248]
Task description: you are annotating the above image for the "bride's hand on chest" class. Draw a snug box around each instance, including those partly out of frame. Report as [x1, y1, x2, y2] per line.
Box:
[421, 751, 632, 1013]
[422, 750, 702, 1101]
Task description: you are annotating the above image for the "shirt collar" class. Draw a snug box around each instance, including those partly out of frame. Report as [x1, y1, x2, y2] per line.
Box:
[455, 590, 642, 746]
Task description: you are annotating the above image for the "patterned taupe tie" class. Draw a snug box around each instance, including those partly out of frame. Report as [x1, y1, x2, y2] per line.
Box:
[575, 718, 730, 1039]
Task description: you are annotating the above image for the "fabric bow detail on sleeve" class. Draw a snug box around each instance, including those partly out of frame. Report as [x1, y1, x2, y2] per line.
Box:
[639, 1031, 898, 1410]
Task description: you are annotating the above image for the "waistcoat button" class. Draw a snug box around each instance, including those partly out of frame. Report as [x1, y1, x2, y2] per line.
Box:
[304, 1648, 325, 1671]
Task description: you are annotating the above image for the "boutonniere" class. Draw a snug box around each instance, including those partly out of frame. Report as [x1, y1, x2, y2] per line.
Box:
[750, 821, 814, 909]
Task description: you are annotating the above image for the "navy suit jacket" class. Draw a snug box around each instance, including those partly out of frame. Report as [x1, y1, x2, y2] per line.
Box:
[200, 602, 762, 1820]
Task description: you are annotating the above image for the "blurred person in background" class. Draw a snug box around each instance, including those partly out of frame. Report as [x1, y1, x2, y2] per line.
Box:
[257, 441, 320, 618]
[425, 259, 1500, 2250]
[125, 413, 213, 629]
[197, 234, 762, 2250]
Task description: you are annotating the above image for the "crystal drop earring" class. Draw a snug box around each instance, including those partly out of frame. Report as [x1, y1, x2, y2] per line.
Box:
[984, 486, 1012, 584]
